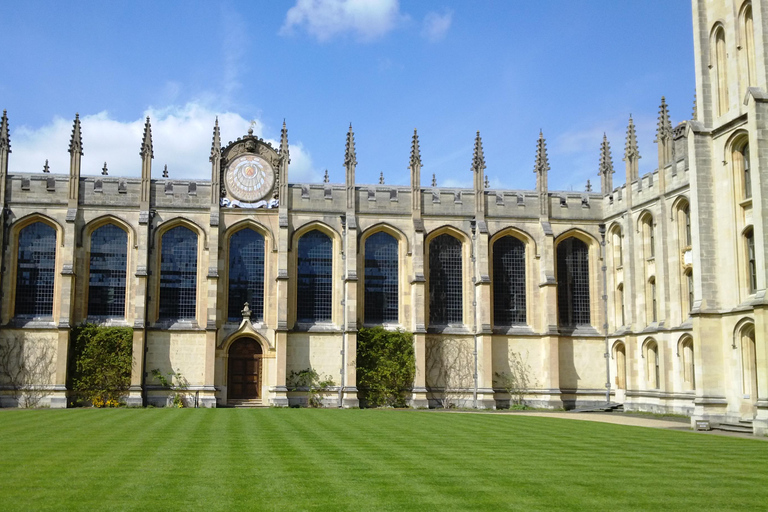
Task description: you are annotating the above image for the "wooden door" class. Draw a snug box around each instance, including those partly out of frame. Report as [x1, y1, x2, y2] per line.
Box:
[228, 339, 262, 399]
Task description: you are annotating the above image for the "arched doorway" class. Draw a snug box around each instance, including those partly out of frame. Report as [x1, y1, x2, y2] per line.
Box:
[228, 338, 263, 400]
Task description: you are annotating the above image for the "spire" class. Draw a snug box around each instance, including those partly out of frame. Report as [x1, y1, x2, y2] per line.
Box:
[432, 174, 437, 187]
[280, 119, 289, 157]
[42, 159, 50, 173]
[210, 117, 221, 162]
[534, 130, 550, 175]
[323, 169, 329, 183]
[140, 116, 153, 159]
[344, 123, 357, 167]
[471, 131, 486, 174]
[410, 128, 421, 167]
[379, 172, 385, 185]
[1, 110, 10, 154]
[68, 113, 83, 156]
[102, 162, 108, 176]
[656, 97, 672, 142]
[598, 133, 615, 196]
[624, 115, 640, 183]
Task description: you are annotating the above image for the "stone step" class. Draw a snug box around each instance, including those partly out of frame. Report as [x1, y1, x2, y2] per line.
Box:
[714, 422, 754, 434]
[228, 399, 266, 408]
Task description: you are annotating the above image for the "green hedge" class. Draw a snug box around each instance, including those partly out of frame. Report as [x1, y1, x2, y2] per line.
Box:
[69, 325, 133, 407]
[356, 327, 415, 408]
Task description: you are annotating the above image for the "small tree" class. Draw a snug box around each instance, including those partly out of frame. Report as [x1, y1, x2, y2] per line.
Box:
[0, 335, 56, 408]
[288, 368, 334, 407]
[69, 325, 133, 407]
[494, 351, 534, 409]
[425, 337, 474, 409]
[356, 327, 415, 408]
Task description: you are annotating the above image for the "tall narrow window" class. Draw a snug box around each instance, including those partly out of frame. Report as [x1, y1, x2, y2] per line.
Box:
[557, 237, 590, 326]
[683, 204, 692, 247]
[15, 222, 56, 317]
[714, 26, 729, 116]
[648, 219, 656, 258]
[228, 229, 265, 322]
[650, 278, 657, 323]
[742, 144, 752, 199]
[364, 232, 399, 324]
[429, 234, 463, 325]
[297, 230, 332, 323]
[612, 229, 623, 268]
[492, 236, 526, 325]
[741, 326, 757, 397]
[743, 4, 756, 86]
[746, 229, 757, 293]
[159, 226, 198, 321]
[615, 342, 626, 390]
[88, 224, 128, 318]
[686, 270, 694, 316]
[617, 284, 625, 327]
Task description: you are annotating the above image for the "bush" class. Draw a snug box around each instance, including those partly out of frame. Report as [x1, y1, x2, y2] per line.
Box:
[356, 327, 415, 408]
[69, 325, 133, 407]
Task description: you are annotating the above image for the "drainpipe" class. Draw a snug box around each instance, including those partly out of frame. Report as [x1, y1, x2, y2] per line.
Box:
[339, 214, 346, 408]
[471, 220, 478, 409]
[599, 224, 611, 404]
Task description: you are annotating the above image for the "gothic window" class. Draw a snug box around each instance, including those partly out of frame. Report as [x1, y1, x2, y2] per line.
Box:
[557, 237, 590, 326]
[741, 324, 757, 397]
[159, 226, 198, 321]
[645, 340, 660, 389]
[714, 25, 729, 116]
[429, 233, 463, 325]
[15, 222, 56, 317]
[649, 277, 657, 323]
[611, 227, 623, 268]
[617, 284, 625, 327]
[364, 232, 399, 324]
[640, 214, 655, 259]
[297, 230, 333, 323]
[742, 144, 752, 199]
[228, 228, 265, 322]
[680, 337, 695, 391]
[88, 224, 128, 318]
[682, 204, 692, 247]
[741, 3, 756, 87]
[492, 235, 526, 325]
[685, 269, 694, 317]
[746, 228, 757, 293]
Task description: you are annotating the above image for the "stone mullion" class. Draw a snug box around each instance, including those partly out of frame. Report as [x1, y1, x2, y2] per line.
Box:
[410, 228, 428, 407]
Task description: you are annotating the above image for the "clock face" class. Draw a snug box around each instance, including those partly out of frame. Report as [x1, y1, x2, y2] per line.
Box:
[225, 154, 275, 202]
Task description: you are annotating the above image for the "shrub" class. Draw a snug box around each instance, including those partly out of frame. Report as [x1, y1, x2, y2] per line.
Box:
[356, 327, 415, 408]
[69, 325, 133, 407]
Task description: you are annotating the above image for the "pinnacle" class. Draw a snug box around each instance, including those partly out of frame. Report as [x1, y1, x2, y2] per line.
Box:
[323, 169, 329, 183]
[471, 131, 486, 173]
[69, 113, 83, 156]
[210, 117, 221, 161]
[432, 173, 437, 187]
[379, 172, 385, 185]
[624, 115, 640, 160]
[344, 124, 357, 167]
[141, 116, 154, 159]
[0, 109, 9, 153]
[102, 162, 108, 176]
[534, 131, 550, 174]
[656, 96, 672, 141]
[410, 128, 421, 167]
[599, 133, 614, 176]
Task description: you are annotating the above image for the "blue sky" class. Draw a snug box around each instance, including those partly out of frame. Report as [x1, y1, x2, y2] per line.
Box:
[0, 1, 694, 191]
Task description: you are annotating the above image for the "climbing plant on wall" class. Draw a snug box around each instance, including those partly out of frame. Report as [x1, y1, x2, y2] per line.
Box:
[69, 325, 133, 407]
[356, 327, 415, 408]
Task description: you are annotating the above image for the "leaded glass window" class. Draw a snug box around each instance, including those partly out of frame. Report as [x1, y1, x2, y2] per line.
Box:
[493, 236, 526, 325]
[297, 230, 332, 323]
[88, 224, 127, 317]
[557, 237, 590, 326]
[159, 226, 198, 321]
[15, 222, 56, 317]
[228, 229, 265, 322]
[364, 232, 399, 324]
[429, 234, 463, 325]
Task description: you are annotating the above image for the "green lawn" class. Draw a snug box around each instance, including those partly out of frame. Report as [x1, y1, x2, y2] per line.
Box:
[1, 409, 767, 511]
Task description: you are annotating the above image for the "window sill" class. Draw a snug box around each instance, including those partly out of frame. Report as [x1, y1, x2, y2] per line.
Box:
[85, 317, 130, 327]
[151, 320, 202, 330]
[293, 322, 340, 333]
[427, 324, 472, 335]
[10, 317, 56, 329]
[493, 325, 534, 335]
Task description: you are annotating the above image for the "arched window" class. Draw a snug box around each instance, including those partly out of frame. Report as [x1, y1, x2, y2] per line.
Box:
[645, 340, 660, 389]
[742, 144, 752, 199]
[297, 230, 333, 323]
[746, 228, 757, 294]
[614, 342, 626, 390]
[640, 214, 655, 259]
[611, 227, 623, 269]
[714, 26, 729, 116]
[680, 337, 695, 391]
[228, 229, 265, 322]
[742, 3, 756, 86]
[364, 232, 399, 324]
[15, 222, 56, 317]
[88, 224, 128, 318]
[557, 237, 590, 326]
[492, 236, 526, 325]
[429, 233, 463, 325]
[684, 269, 694, 317]
[159, 226, 198, 321]
[682, 204, 692, 247]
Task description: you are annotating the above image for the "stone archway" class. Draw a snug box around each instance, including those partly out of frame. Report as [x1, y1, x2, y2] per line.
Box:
[227, 338, 263, 401]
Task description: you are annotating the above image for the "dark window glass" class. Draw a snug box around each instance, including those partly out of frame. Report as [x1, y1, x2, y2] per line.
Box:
[88, 224, 127, 317]
[651, 279, 657, 322]
[228, 229, 265, 322]
[364, 232, 399, 324]
[743, 144, 752, 199]
[493, 236, 526, 325]
[429, 234, 463, 325]
[557, 237, 590, 326]
[15, 222, 56, 317]
[747, 230, 757, 293]
[159, 226, 198, 321]
[297, 230, 332, 323]
[683, 205, 692, 246]
[686, 271, 694, 314]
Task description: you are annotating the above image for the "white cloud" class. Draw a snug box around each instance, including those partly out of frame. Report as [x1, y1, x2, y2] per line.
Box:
[9, 102, 320, 183]
[280, 0, 406, 42]
[421, 9, 452, 42]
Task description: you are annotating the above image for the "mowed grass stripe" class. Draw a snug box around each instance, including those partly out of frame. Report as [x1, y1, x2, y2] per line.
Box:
[1, 409, 767, 511]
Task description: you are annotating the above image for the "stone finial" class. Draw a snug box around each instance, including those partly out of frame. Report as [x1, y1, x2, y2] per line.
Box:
[379, 172, 385, 185]
[344, 123, 357, 167]
[692, 93, 697, 121]
[1, 109, 11, 153]
[432, 173, 437, 187]
[598, 133, 615, 196]
[68, 113, 83, 156]
[534, 130, 550, 175]
[410, 128, 421, 167]
[102, 162, 108, 176]
[624, 115, 640, 161]
[241, 302, 251, 320]
[471, 131, 486, 174]
[484, 175, 489, 189]
[42, 159, 50, 173]
[323, 169, 330, 183]
[585, 180, 592, 192]
[140, 116, 154, 159]
[210, 117, 221, 162]
[655, 97, 672, 142]
[162, 164, 169, 178]
[280, 119, 289, 158]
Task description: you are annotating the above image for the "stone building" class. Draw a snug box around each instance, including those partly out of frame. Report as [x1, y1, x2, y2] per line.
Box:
[0, 0, 766, 435]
